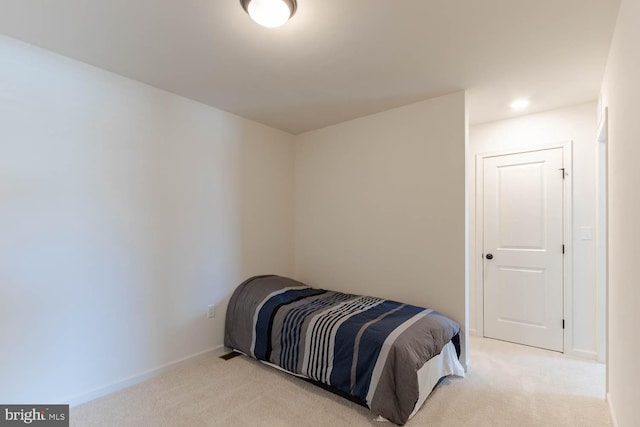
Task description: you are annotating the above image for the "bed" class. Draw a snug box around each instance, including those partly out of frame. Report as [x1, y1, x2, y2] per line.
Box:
[224, 275, 464, 425]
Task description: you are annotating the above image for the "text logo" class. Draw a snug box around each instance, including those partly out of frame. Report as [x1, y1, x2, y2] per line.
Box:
[0, 405, 68, 427]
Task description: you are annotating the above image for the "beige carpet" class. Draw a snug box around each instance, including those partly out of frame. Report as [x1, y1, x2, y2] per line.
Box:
[71, 337, 610, 426]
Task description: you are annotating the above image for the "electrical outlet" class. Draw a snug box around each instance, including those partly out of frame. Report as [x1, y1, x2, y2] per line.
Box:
[207, 304, 215, 318]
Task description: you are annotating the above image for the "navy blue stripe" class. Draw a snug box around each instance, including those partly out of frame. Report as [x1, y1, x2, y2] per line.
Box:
[328, 300, 404, 392]
[308, 296, 380, 381]
[254, 288, 324, 360]
[280, 293, 341, 370]
[351, 304, 426, 400]
[264, 290, 327, 361]
[280, 292, 352, 372]
[311, 297, 366, 380]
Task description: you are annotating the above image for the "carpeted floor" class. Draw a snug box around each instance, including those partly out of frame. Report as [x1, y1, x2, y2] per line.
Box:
[71, 337, 610, 426]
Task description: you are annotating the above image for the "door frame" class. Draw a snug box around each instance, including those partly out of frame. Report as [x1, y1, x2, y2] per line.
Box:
[596, 106, 608, 367]
[474, 141, 573, 354]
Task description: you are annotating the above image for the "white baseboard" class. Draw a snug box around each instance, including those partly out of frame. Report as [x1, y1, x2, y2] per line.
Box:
[64, 344, 224, 407]
[567, 347, 598, 361]
[607, 392, 618, 427]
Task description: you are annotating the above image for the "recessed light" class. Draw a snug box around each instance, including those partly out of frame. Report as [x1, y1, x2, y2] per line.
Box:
[510, 98, 530, 111]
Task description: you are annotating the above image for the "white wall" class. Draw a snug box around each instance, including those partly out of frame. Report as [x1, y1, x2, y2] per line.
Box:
[0, 35, 294, 404]
[469, 103, 599, 360]
[294, 92, 469, 367]
[600, 0, 640, 425]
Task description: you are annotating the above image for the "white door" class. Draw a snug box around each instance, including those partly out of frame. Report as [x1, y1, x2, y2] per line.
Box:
[483, 148, 564, 352]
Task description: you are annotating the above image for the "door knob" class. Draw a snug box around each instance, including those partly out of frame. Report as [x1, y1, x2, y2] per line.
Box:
[486, 253, 494, 260]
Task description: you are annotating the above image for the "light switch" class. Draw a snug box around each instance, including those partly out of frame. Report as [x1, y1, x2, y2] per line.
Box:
[580, 226, 593, 241]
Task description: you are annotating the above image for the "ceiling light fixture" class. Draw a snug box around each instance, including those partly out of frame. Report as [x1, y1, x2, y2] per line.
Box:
[510, 98, 530, 111]
[240, 0, 297, 28]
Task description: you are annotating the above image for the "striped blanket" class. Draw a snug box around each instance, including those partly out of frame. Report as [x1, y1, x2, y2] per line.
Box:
[224, 275, 461, 425]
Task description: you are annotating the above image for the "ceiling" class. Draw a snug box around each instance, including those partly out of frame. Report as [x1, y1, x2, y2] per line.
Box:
[0, 0, 620, 134]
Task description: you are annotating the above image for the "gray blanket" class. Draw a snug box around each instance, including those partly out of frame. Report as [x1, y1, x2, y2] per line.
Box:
[224, 275, 461, 425]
